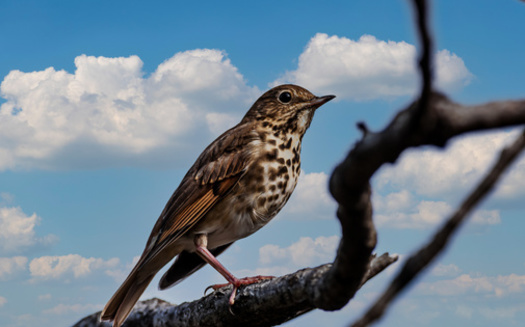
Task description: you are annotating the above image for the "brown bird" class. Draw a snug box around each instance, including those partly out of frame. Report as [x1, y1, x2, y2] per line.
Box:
[101, 84, 335, 327]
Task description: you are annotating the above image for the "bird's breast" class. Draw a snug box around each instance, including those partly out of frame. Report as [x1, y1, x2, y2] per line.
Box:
[193, 131, 303, 249]
[248, 132, 302, 222]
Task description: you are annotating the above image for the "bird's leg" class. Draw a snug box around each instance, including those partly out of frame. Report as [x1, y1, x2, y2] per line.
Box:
[194, 234, 273, 306]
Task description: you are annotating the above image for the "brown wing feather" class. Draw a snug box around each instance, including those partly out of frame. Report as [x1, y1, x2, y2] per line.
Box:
[137, 122, 259, 268]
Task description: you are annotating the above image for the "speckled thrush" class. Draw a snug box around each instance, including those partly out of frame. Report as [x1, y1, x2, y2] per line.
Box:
[101, 84, 335, 327]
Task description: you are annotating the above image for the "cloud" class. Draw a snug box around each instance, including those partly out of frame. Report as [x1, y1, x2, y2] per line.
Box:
[29, 254, 119, 281]
[418, 273, 525, 297]
[0, 256, 28, 281]
[237, 235, 339, 277]
[0, 50, 259, 171]
[374, 194, 500, 229]
[42, 303, 102, 315]
[259, 235, 339, 267]
[274, 33, 472, 100]
[282, 171, 336, 220]
[431, 263, 462, 277]
[0, 206, 57, 254]
[0, 295, 6, 307]
[376, 129, 525, 201]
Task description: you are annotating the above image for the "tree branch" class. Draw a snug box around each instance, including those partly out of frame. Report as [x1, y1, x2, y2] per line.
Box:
[73, 254, 397, 327]
[350, 128, 525, 327]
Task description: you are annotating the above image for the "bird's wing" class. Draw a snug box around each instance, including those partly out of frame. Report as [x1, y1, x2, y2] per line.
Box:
[135, 123, 259, 273]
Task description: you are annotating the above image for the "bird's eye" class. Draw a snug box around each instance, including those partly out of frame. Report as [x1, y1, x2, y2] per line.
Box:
[278, 91, 292, 104]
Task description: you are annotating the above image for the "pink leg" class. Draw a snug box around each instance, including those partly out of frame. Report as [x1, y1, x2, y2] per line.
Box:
[194, 234, 273, 305]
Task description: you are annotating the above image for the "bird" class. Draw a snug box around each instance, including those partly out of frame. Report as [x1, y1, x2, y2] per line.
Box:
[100, 84, 335, 327]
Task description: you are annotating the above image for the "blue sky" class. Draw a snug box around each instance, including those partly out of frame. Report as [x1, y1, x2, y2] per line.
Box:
[1, 1, 524, 326]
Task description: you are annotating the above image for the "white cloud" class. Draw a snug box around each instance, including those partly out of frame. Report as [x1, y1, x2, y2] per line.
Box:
[418, 273, 525, 297]
[274, 33, 472, 100]
[0, 256, 28, 280]
[259, 235, 339, 267]
[0, 50, 259, 171]
[43, 303, 102, 315]
[29, 254, 119, 281]
[0, 295, 6, 307]
[282, 171, 336, 220]
[0, 206, 57, 254]
[376, 129, 525, 200]
[431, 263, 462, 277]
[374, 195, 500, 229]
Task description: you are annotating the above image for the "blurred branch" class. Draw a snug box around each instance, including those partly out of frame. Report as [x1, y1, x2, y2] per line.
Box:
[351, 128, 525, 327]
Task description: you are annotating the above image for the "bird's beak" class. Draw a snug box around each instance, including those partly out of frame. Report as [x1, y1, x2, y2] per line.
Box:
[309, 95, 336, 109]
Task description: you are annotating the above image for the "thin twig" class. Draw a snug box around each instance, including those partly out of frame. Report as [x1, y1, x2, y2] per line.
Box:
[413, 0, 433, 105]
[350, 128, 525, 327]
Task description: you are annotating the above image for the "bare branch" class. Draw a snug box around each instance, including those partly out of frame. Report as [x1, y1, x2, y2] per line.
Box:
[350, 128, 525, 327]
[73, 254, 398, 327]
[413, 0, 433, 103]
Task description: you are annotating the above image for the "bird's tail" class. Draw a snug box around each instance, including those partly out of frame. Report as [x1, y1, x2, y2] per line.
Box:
[100, 268, 155, 327]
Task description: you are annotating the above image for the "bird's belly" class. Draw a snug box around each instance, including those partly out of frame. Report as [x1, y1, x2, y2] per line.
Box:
[192, 195, 264, 249]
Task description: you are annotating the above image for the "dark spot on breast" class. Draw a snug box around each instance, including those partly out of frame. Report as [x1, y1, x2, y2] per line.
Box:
[286, 159, 291, 166]
[277, 158, 285, 164]
[269, 184, 276, 192]
[279, 138, 292, 150]
[257, 185, 265, 193]
[269, 168, 278, 181]
[265, 149, 278, 161]
[257, 197, 267, 207]
[268, 139, 277, 146]
[277, 181, 284, 189]
[262, 122, 269, 127]
[292, 152, 299, 164]
[277, 166, 288, 176]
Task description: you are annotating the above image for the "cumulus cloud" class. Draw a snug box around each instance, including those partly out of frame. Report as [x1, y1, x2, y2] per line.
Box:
[259, 235, 339, 267]
[0, 206, 57, 254]
[274, 33, 472, 100]
[418, 273, 525, 297]
[0, 50, 259, 171]
[237, 235, 339, 277]
[431, 263, 462, 277]
[0, 256, 28, 280]
[29, 254, 119, 281]
[376, 129, 525, 201]
[282, 171, 336, 220]
[375, 196, 500, 229]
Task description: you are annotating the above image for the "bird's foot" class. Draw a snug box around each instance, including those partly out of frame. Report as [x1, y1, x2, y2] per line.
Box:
[205, 275, 275, 306]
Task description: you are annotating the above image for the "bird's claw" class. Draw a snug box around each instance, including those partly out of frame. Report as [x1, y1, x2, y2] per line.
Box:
[203, 275, 275, 308]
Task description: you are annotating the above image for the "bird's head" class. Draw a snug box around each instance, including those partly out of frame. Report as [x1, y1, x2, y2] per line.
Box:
[243, 84, 335, 134]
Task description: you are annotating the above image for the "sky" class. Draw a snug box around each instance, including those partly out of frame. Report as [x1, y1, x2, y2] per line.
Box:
[0, 0, 524, 326]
